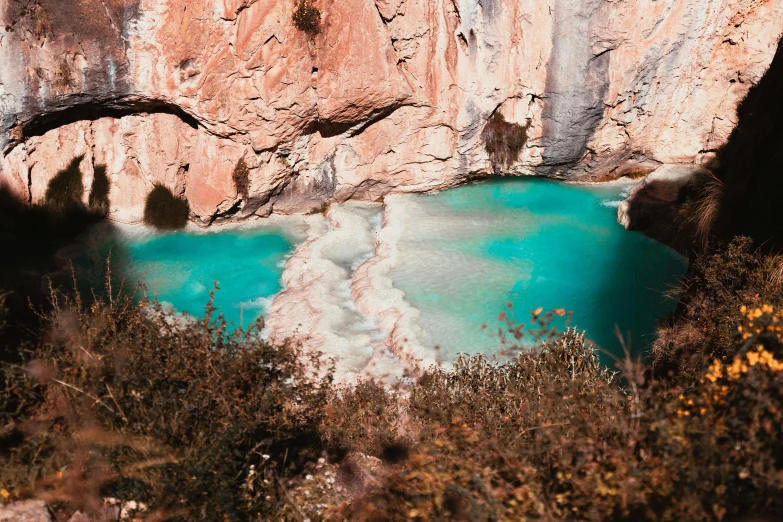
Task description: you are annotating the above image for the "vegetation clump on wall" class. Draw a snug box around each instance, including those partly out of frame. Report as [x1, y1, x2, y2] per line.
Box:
[481, 112, 532, 171]
[143, 184, 189, 230]
[233, 157, 251, 199]
[293, 0, 321, 36]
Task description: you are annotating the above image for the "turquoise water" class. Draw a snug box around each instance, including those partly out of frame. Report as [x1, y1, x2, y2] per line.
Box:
[72, 225, 297, 329]
[387, 178, 688, 360]
[125, 229, 294, 328]
[68, 178, 686, 365]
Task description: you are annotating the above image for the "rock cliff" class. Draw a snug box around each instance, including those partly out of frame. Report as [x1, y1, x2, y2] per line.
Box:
[1, 0, 781, 224]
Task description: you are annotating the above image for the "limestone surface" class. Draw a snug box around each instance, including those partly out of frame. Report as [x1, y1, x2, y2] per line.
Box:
[1, 0, 782, 223]
[0, 500, 53, 522]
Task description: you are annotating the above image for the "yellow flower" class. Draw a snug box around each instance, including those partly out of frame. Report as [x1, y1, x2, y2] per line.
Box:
[727, 358, 748, 380]
[705, 359, 723, 383]
[0, 489, 9, 499]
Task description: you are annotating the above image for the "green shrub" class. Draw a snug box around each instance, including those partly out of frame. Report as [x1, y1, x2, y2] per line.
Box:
[143, 184, 189, 230]
[44, 157, 85, 212]
[293, 0, 321, 36]
[233, 158, 250, 199]
[88, 165, 110, 214]
[481, 113, 532, 171]
[0, 286, 331, 520]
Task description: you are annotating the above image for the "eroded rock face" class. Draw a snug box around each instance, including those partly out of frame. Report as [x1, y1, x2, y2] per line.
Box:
[618, 164, 706, 253]
[1, 0, 782, 223]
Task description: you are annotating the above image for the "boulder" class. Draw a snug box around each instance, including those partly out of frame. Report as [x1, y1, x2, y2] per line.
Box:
[618, 164, 706, 253]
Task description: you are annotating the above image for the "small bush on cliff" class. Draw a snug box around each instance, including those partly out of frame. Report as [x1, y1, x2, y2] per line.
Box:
[293, 0, 321, 36]
[44, 156, 85, 212]
[143, 184, 189, 230]
[233, 157, 251, 199]
[481, 113, 532, 171]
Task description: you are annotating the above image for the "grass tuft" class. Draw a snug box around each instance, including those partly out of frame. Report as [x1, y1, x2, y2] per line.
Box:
[233, 157, 250, 199]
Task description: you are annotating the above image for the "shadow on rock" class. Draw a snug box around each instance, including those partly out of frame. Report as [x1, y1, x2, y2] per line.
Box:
[0, 179, 127, 360]
[703, 37, 783, 249]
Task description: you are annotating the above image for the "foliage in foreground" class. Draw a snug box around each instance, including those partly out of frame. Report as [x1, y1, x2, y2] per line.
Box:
[653, 236, 783, 383]
[1, 240, 783, 520]
[0, 287, 330, 520]
[330, 322, 783, 521]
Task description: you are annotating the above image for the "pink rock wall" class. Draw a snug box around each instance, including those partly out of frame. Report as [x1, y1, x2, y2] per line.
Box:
[1, 0, 782, 224]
